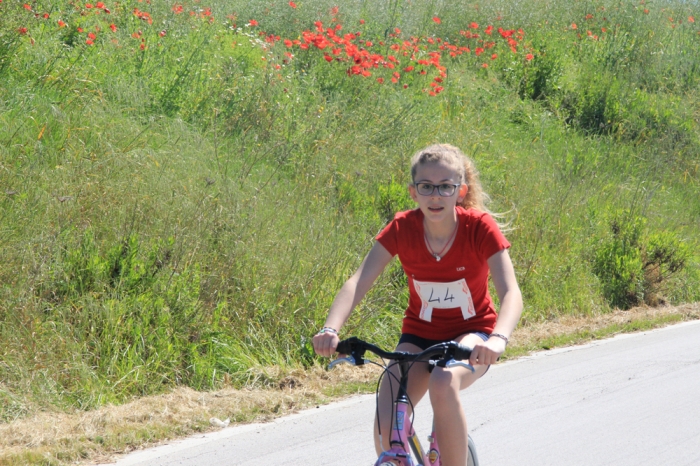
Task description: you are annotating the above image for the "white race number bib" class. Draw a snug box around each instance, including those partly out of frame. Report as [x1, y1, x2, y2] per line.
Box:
[412, 279, 476, 322]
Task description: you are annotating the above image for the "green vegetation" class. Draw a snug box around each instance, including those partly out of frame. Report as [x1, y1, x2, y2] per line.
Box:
[1, 0, 699, 431]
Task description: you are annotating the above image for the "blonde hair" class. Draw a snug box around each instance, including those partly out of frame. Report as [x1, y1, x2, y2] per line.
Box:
[410, 143, 488, 211]
[409, 143, 511, 231]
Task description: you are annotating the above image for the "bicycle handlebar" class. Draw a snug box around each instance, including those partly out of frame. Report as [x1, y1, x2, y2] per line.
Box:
[335, 336, 473, 366]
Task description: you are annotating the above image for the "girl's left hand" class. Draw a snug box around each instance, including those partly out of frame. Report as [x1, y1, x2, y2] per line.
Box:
[469, 336, 506, 366]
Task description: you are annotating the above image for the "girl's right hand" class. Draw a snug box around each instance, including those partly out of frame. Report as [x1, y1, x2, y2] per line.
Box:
[312, 331, 340, 358]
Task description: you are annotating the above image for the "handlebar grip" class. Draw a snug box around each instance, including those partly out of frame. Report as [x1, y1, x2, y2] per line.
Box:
[453, 343, 473, 361]
[336, 339, 353, 355]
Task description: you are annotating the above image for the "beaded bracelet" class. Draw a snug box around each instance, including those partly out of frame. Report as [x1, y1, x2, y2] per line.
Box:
[316, 326, 338, 335]
[489, 333, 509, 345]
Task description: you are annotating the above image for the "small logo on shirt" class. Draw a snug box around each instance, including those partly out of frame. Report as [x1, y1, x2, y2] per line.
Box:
[456, 266, 465, 271]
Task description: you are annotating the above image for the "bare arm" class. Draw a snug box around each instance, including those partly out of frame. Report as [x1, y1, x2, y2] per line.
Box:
[470, 248, 523, 366]
[313, 241, 394, 357]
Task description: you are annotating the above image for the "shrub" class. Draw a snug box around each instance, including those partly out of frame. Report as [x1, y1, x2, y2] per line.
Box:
[592, 212, 690, 309]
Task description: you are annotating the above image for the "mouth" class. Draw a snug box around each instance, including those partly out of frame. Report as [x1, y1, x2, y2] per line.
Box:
[427, 206, 444, 213]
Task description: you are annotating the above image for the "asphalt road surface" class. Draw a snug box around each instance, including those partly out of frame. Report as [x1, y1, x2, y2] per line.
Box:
[100, 320, 700, 465]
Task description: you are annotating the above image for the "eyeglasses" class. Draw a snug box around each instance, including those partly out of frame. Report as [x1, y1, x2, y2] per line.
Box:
[414, 182, 461, 197]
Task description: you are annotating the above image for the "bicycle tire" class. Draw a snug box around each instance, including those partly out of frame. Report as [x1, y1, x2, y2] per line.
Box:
[467, 434, 479, 466]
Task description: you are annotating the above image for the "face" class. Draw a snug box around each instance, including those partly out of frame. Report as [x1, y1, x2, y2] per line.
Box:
[409, 161, 468, 223]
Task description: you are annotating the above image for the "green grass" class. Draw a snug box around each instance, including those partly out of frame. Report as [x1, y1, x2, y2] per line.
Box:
[1, 0, 700, 432]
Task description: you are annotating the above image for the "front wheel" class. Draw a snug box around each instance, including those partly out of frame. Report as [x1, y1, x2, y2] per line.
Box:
[467, 434, 479, 466]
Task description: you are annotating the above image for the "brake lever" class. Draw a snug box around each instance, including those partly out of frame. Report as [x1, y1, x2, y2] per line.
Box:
[328, 356, 357, 369]
[445, 359, 475, 373]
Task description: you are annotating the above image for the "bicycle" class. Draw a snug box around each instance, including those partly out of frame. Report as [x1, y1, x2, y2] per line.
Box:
[329, 336, 480, 466]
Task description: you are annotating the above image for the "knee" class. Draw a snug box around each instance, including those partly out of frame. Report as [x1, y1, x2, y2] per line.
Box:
[428, 369, 461, 406]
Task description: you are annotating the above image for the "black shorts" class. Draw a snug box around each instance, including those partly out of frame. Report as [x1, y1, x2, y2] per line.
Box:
[398, 331, 489, 350]
[398, 332, 490, 373]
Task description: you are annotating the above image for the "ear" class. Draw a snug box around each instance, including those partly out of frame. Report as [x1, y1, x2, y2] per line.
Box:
[457, 184, 468, 202]
[408, 184, 419, 203]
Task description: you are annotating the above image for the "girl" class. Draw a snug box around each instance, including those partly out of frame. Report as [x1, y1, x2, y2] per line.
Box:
[313, 143, 523, 466]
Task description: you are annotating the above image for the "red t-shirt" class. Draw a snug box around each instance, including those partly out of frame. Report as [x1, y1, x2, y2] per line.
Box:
[376, 206, 510, 340]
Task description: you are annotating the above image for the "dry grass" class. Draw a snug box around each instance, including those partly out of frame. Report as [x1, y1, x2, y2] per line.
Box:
[0, 304, 698, 465]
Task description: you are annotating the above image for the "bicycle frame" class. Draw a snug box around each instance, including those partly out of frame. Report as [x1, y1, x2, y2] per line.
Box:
[331, 337, 479, 466]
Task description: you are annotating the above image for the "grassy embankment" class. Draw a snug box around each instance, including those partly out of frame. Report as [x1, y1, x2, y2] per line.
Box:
[1, 0, 699, 463]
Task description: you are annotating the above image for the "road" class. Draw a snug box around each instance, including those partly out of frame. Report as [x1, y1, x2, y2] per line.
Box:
[99, 320, 700, 465]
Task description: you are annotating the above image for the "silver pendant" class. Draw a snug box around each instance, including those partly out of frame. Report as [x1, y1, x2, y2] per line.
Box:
[433, 254, 441, 261]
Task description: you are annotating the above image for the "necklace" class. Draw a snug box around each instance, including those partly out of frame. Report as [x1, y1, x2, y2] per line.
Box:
[424, 221, 458, 262]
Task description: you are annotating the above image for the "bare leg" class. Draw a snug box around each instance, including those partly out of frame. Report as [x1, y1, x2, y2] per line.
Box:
[428, 333, 489, 466]
[374, 341, 432, 454]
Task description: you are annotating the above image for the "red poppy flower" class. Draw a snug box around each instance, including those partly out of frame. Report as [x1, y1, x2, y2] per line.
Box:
[159, 30, 166, 37]
[109, 23, 117, 32]
[18, 27, 28, 35]
[249, 19, 258, 26]
[42, 13, 49, 19]
[469, 22, 479, 29]
[58, 20, 67, 28]
[360, 19, 365, 25]
[23, 4, 31, 10]
[525, 53, 534, 61]
[86, 3, 93, 8]
[475, 47, 484, 56]
[491, 53, 497, 60]
[172, 5, 183, 14]
[485, 25, 493, 35]
[289, 1, 297, 8]
[643, 9, 649, 14]
[377, 77, 384, 84]
[481, 63, 488, 68]
[432, 17, 441, 24]
[88, 32, 96, 39]
[324, 54, 332, 62]
[689, 16, 695, 23]
[97, 1, 105, 8]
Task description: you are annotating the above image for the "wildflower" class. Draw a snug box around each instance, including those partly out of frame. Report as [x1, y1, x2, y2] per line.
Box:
[403, 84, 408, 89]
[432, 17, 441, 24]
[18, 27, 28, 35]
[469, 22, 479, 29]
[172, 5, 183, 14]
[159, 30, 166, 37]
[491, 53, 497, 60]
[331, 6, 338, 15]
[23, 4, 31, 10]
[88, 32, 96, 39]
[689, 16, 695, 23]
[377, 77, 384, 83]
[284, 39, 293, 47]
[86, 38, 94, 45]
[249, 19, 258, 26]
[86, 3, 93, 8]
[289, 1, 297, 8]
[475, 47, 484, 56]
[586, 14, 594, 20]
[525, 53, 534, 61]
[140, 43, 145, 50]
[58, 20, 67, 28]
[43, 13, 49, 19]
[485, 25, 493, 35]
[360, 19, 365, 25]
[110, 23, 117, 32]
[643, 9, 649, 14]
[481, 63, 488, 68]
[571, 23, 577, 29]
[404, 66, 414, 72]
[96, 1, 105, 7]
[324, 54, 332, 62]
